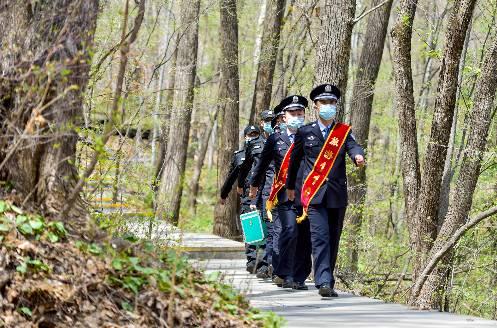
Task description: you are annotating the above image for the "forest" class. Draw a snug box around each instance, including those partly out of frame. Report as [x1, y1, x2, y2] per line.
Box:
[0, 0, 497, 326]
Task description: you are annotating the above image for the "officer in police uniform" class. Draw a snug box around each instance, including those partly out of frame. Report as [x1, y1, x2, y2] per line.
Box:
[249, 95, 312, 290]
[271, 104, 285, 133]
[260, 109, 276, 138]
[286, 84, 365, 297]
[237, 118, 275, 274]
[221, 124, 261, 273]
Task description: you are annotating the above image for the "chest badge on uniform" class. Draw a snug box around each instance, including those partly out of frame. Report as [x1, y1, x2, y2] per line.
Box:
[277, 140, 284, 145]
[253, 145, 261, 149]
[307, 135, 315, 140]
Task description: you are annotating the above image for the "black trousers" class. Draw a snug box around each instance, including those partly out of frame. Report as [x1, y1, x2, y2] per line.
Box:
[307, 205, 346, 288]
[276, 201, 312, 283]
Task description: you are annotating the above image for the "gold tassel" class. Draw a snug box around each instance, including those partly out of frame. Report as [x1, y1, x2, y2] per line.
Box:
[265, 197, 278, 222]
[296, 210, 307, 224]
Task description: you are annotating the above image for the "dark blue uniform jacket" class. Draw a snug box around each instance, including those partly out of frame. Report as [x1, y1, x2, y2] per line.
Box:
[286, 121, 364, 208]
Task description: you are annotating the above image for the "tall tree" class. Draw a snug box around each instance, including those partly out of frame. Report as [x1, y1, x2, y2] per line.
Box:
[249, 0, 286, 123]
[347, 0, 393, 273]
[213, 0, 241, 238]
[156, 0, 201, 224]
[413, 0, 476, 281]
[0, 0, 99, 233]
[412, 35, 497, 309]
[313, 0, 356, 119]
[390, 0, 421, 244]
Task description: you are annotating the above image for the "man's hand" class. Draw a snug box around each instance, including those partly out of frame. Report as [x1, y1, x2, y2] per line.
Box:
[287, 189, 295, 201]
[220, 198, 226, 205]
[236, 186, 243, 195]
[355, 154, 365, 167]
[249, 186, 258, 199]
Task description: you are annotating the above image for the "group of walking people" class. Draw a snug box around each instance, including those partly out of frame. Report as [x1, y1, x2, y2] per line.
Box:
[220, 84, 365, 297]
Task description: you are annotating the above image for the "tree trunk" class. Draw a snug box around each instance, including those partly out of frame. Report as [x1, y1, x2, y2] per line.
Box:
[188, 110, 218, 214]
[156, 0, 201, 225]
[0, 1, 99, 233]
[412, 34, 497, 309]
[154, 43, 178, 190]
[213, 0, 241, 239]
[249, 0, 286, 123]
[413, 0, 476, 285]
[347, 0, 393, 272]
[390, 0, 421, 241]
[437, 23, 472, 226]
[313, 0, 356, 121]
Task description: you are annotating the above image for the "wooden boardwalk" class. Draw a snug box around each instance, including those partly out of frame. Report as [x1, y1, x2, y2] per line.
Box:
[190, 242, 497, 328]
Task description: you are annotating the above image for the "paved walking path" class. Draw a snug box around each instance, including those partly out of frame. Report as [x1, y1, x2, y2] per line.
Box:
[193, 254, 497, 328]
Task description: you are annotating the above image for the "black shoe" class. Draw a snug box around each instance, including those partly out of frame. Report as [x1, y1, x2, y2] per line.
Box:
[272, 275, 284, 286]
[246, 261, 256, 274]
[256, 267, 270, 279]
[293, 282, 308, 290]
[318, 284, 338, 297]
[282, 278, 294, 289]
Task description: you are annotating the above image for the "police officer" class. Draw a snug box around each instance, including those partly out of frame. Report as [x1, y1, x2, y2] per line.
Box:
[271, 105, 286, 133]
[237, 119, 274, 277]
[260, 109, 276, 138]
[221, 124, 261, 273]
[250, 95, 312, 290]
[286, 84, 365, 297]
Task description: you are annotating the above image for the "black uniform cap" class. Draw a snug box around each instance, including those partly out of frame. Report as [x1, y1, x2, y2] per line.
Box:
[260, 109, 275, 121]
[310, 84, 341, 102]
[244, 125, 260, 136]
[279, 95, 308, 111]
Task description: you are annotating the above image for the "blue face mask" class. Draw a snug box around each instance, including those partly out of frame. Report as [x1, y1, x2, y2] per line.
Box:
[287, 116, 305, 130]
[263, 122, 273, 134]
[319, 104, 337, 121]
[278, 122, 287, 131]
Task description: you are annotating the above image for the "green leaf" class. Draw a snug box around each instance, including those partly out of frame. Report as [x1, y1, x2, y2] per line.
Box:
[18, 223, 33, 235]
[88, 243, 102, 255]
[0, 223, 10, 233]
[112, 259, 123, 270]
[16, 261, 27, 274]
[11, 205, 23, 214]
[27, 259, 50, 272]
[0, 201, 6, 213]
[128, 257, 139, 267]
[29, 217, 44, 231]
[19, 306, 32, 317]
[16, 215, 28, 225]
[206, 271, 221, 282]
[47, 232, 59, 243]
[121, 301, 133, 312]
[53, 221, 66, 235]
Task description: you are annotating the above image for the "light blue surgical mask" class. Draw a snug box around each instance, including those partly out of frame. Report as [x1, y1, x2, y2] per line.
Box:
[287, 116, 305, 130]
[278, 122, 287, 131]
[319, 104, 337, 121]
[263, 122, 273, 134]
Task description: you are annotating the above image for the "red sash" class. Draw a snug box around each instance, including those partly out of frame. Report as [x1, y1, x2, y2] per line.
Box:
[297, 123, 351, 223]
[265, 143, 294, 220]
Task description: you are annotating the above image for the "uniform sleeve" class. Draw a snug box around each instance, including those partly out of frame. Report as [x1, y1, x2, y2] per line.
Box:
[286, 129, 304, 190]
[237, 146, 252, 189]
[345, 131, 365, 165]
[250, 136, 275, 188]
[220, 155, 239, 199]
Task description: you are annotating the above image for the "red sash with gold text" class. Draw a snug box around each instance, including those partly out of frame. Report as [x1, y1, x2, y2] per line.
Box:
[265, 143, 294, 219]
[297, 123, 351, 223]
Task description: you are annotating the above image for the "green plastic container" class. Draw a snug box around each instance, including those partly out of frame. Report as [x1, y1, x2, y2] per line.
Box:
[240, 210, 267, 246]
